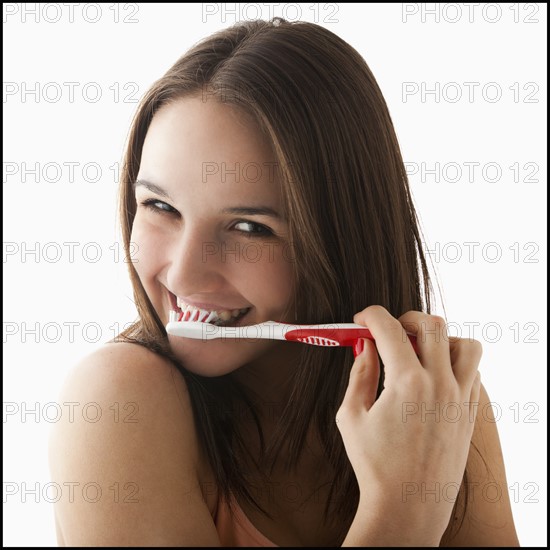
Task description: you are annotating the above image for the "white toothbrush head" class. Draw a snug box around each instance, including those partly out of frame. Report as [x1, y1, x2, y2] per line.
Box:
[166, 320, 223, 339]
[165, 319, 289, 341]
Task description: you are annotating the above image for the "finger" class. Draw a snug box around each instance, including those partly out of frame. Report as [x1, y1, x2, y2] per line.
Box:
[450, 338, 483, 389]
[468, 371, 482, 424]
[353, 305, 421, 385]
[398, 311, 451, 376]
[340, 338, 380, 413]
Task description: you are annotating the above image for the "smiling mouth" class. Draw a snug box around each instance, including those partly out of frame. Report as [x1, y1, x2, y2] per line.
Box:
[168, 292, 252, 327]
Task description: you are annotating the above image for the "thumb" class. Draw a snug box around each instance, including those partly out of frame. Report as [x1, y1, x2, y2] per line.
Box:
[342, 338, 380, 412]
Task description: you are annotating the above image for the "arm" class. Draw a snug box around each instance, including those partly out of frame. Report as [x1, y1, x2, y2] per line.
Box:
[48, 342, 221, 546]
[440, 382, 520, 547]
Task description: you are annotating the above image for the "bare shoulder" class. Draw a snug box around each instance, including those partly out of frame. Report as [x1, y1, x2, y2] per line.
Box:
[441, 382, 520, 547]
[48, 342, 220, 546]
[58, 342, 190, 412]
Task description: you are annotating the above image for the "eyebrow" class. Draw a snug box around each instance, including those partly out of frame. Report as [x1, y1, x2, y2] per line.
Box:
[220, 207, 282, 220]
[134, 179, 173, 200]
[134, 179, 283, 220]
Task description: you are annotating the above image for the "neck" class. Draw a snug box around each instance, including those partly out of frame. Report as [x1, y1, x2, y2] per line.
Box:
[231, 341, 303, 420]
[230, 342, 317, 468]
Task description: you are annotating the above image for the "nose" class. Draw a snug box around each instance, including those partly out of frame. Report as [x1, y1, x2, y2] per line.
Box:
[166, 223, 225, 294]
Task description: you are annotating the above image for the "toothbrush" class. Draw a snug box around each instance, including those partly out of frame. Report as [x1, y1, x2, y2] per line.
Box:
[166, 312, 419, 356]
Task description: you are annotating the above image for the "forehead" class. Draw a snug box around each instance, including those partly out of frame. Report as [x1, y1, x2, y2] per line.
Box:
[141, 96, 277, 176]
[137, 96, 283, 208]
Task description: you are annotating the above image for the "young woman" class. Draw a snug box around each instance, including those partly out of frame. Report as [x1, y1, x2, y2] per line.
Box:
[49, 18, 519, 546]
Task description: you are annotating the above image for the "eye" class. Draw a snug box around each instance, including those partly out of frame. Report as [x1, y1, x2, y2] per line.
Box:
[233, 221, 273, 237]
[139, 198, 178, 215]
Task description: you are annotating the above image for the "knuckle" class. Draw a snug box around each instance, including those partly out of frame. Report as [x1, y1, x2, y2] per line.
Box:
[367, 305, 388, 316]
[430, 315, 447, 328]
[397, 310, 423, 327]
[364, 305, 391, 322]
[415, 314, 447, 342]
[450, 338, 483, 370]
[335, 404, 351, 421]
[335, 406, 355, 429]
[469, 338, 483, 356]
[355, 305, 398, 330]
[457, 337, 483, 356]
[425, 314, 446, 332]
[473, 370, 482, 385]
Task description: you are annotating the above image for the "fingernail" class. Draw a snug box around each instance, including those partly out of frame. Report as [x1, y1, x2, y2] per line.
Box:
[353, 338, 365, 358]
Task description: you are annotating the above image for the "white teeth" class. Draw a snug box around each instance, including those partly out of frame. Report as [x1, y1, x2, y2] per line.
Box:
[173, 296, 249, 323]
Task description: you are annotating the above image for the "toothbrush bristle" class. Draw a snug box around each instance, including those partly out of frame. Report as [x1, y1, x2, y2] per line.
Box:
[174, 306, 217, 324]
[205, 311, 216, 323]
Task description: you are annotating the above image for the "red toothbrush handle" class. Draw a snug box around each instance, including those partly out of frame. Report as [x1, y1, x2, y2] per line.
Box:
[284, 328, 419, 356]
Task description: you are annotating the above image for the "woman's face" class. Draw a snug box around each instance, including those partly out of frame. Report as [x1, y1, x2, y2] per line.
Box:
[131, 96, 296, 376]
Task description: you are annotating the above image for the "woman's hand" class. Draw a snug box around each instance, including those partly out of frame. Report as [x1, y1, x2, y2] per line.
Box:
[337, 305, 482, 546]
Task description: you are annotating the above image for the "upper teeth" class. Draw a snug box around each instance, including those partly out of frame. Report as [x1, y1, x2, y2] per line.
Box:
[176, 297, 248, 322]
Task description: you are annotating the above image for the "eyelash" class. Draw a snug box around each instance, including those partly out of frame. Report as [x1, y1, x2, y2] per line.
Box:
[233, 221, 273, 238]
[140, 198, 177, 215]
[139, 198, 273, 238]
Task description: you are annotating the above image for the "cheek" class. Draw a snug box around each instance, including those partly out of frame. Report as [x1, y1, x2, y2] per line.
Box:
[130, 215, 166, 283]
[234, 241, 295, 305]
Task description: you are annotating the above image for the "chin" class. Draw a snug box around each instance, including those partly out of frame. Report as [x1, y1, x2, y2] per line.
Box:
[167, 334, 269, 377]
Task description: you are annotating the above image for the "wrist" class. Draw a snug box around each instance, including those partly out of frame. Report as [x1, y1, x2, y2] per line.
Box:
[341, 497, 444, 547]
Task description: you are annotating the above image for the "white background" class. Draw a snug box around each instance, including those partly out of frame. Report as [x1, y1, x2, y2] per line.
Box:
[3, 3, 547, 546]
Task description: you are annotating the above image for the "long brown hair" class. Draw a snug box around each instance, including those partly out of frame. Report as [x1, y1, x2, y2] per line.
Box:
[116, 17, 467, 544]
